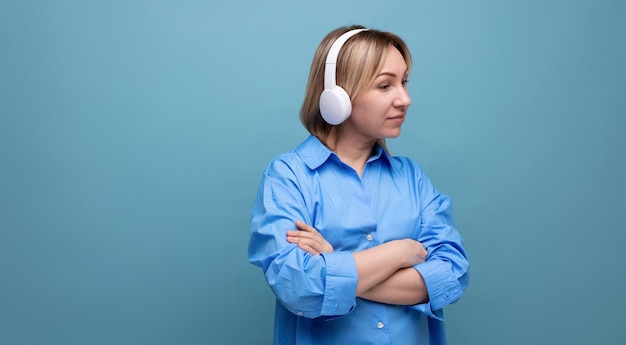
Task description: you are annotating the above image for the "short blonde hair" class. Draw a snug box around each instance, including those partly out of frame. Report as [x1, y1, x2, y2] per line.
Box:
[299, 25, 412, 148]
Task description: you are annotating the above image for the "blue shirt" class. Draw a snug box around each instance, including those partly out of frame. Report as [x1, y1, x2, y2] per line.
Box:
[249, 135, 469, 345]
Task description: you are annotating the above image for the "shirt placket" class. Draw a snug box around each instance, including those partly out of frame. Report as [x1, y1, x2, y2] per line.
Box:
[361, 161, 392, 345]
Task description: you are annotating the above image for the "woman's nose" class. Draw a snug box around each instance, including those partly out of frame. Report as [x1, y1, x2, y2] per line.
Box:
[394, 87, 411, 109]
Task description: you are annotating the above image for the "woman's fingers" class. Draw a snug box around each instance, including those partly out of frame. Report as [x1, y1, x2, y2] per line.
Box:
[287, 231, 322, 251]
[295, 220, 317, 233]
[287, 221, 334, 254]
[296, 242, 320, 256]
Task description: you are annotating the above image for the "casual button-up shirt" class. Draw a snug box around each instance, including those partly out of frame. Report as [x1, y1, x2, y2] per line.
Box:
[249, 135, 469, 345]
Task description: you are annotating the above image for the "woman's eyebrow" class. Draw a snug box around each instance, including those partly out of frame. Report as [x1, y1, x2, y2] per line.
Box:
[375, 71, 409, 80]
[376, 72, 398, 78]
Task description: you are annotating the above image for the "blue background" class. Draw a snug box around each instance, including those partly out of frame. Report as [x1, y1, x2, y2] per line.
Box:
[1, 0, 624, 344]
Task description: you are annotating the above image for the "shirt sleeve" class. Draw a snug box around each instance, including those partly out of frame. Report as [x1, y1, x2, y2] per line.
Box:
[410, 168, 470, 319]
[248, 158, 358, 319]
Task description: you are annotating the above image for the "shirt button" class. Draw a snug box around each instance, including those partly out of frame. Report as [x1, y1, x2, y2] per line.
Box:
[297, 311, 303, 316]
[366, 234, 373, 241]
[377, 321, 384, 329]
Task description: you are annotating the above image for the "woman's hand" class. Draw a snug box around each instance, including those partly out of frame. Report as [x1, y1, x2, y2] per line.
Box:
[395, 238, 428, 267]
[286, 221, 334, 255]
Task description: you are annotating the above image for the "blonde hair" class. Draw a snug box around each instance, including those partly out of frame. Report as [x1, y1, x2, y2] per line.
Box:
[299, 25, 412, 150]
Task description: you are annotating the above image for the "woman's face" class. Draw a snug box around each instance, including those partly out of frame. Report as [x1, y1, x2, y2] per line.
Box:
[347, 47, 411, 141]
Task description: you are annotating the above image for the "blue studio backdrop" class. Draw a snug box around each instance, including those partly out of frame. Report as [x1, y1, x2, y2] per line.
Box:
[1, 1, 624, 344]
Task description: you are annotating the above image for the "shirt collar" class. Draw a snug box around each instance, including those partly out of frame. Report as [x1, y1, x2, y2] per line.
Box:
[296, 135, 390, 170]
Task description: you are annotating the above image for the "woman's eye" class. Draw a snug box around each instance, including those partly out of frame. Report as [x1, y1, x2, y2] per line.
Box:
[379, 84, 390, 90]
[402, 79, 409, 87]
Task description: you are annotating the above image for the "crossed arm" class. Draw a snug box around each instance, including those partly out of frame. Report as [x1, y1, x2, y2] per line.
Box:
[287, 220, 429, 306]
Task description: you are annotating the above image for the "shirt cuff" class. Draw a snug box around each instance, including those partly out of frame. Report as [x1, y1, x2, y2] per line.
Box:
[319, 251, 358, 316]
[414, 260, 463, 312]
[412, 302, 444, 321]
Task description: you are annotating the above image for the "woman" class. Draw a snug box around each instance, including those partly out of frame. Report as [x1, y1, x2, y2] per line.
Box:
[248, 25, 469, 345]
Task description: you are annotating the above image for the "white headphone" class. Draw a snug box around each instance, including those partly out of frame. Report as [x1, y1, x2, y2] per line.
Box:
[319, 28, 368, 125]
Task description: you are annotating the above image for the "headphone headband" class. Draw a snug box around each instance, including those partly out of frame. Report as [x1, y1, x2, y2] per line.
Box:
[323, 28, 368, 90]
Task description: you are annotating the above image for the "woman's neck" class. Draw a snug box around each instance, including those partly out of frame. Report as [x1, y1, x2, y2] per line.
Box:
[325, 129, 376, 178]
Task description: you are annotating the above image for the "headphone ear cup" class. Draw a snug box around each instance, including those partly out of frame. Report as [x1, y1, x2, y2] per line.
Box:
[319, 86, 352, 125]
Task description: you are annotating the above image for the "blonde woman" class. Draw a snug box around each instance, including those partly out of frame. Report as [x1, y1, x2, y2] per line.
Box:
[249, 25, 469, 345]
